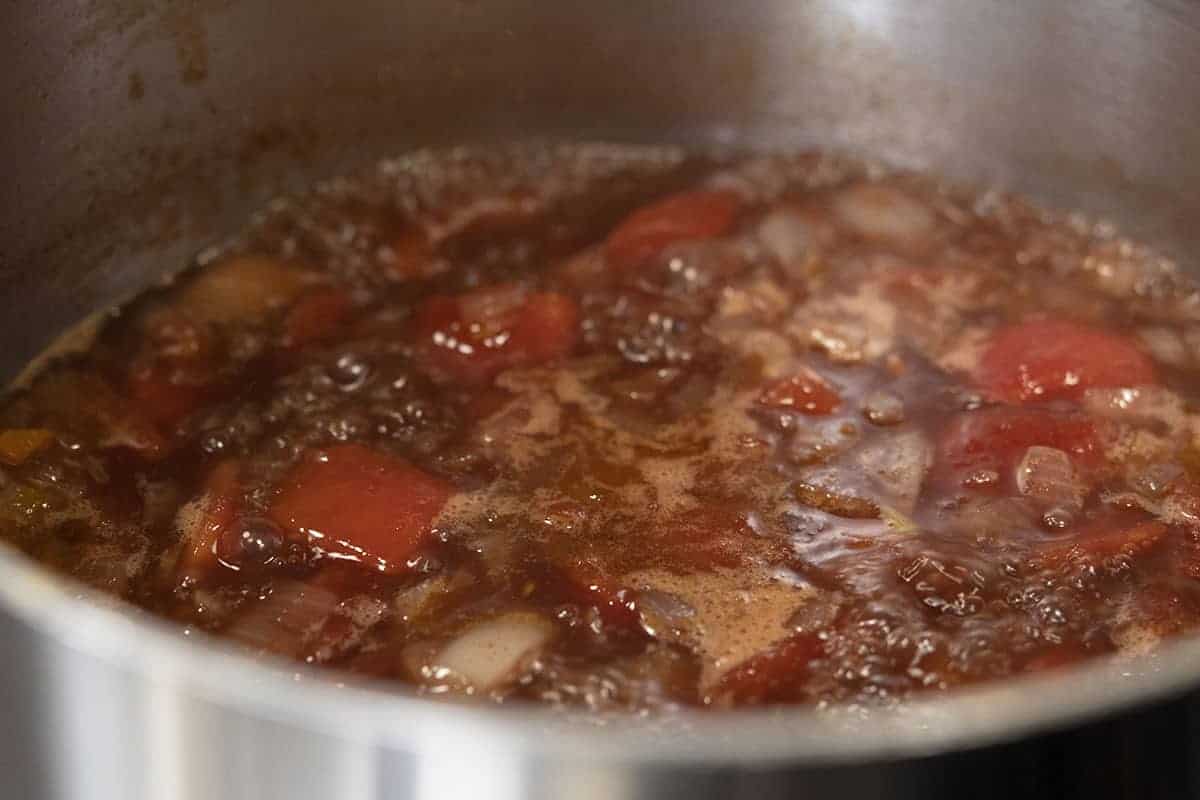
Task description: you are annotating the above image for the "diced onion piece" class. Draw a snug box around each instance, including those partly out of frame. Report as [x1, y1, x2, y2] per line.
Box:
[0, 428, 54, 466]
[856, 430, 932, 513]
[1137, 327, 1189, 368]
[1015, 446, 1085, 513]
[977, 320, 1158, 403]
[1082, 386, 1185, 431]
[431, 612, 554, 692]
[393, 571, 475, 625]
[832, 184, 936, 246]
[226, 579, 341, 658]
[1038, 521, 1166, 570]
[757, 207, 815, 265]
[758, 369, 840, 415]
[174, 460, 240, 585]
[178, 256, 310, 326]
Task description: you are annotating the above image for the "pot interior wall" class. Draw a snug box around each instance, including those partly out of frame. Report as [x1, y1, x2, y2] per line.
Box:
[4, 0, 1200, 381]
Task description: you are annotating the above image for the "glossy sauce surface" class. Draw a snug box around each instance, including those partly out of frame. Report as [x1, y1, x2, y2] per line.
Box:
[5, 145, 1200, 712]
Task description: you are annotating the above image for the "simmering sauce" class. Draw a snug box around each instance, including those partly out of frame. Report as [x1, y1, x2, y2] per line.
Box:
[5, 144, 1200, 711]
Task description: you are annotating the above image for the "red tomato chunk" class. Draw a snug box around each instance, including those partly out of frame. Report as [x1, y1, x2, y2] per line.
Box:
[939, 406, 1102, 480]
[269, 444, 454, 573]
[412, 285, 579, 384]
[605, 189, 741, 271]
[758, 370, 841, 415]
[977, 319, 1158, 403]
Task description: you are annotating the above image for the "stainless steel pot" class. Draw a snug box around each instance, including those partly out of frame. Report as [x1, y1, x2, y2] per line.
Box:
[5, 2, 1200, 798]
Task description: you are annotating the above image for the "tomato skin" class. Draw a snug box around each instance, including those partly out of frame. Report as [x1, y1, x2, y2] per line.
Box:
[412, 286, 579, 384]
[977, 319, 1158, 403]
[269, 444, 454, 574]
[605, 190, 741, 271]
[758, 369, 840, 415]
[939, 406, 1102, 482]
[282, 288, 353, 348]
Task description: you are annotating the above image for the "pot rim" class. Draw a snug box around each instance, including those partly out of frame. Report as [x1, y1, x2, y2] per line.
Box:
[3, 542, 1195, 765]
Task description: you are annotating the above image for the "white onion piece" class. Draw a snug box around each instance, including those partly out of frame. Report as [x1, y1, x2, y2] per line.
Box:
[393, 571, 474, 624]
[1015, 446, 1085, 513]
[431, 612, 554, 692]
[177, 256, 309, 325]
[226, 579, 341, 658]
[856, 430, 932, 513]
[833, 184, 936, 246]
[788, 282, 898, 364]
[715, 275, 791, 322]
[758, 207, 815, 265]
[1082, 386, 1186, 431]
[1137, 327, 1189, 368]
[704, 158, 789, 203]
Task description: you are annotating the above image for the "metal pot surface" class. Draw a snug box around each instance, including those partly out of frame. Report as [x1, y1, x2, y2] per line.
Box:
[4, 2, 1200, 798]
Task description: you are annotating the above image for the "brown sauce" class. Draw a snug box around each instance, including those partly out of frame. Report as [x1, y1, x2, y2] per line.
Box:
[3, 144, 1200, 712]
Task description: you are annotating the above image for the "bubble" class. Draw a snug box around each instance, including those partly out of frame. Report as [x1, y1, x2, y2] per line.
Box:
[327, 352, 372, 389]
[218, 516, 285, 568]
[1041, 507, 1074, 530]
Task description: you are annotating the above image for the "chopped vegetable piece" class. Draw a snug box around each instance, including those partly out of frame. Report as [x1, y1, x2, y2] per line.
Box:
[605, 190, 741, 270]
[269, 444, 454, 573]
[282, 287, 353, 347]
[429, 612, 555, 692]
[556, 556, 640, 628]
[977, 320, 1158, 403]
[709, 632, 823, 706]
[177, 256, 310, 326]
[758, 369, 840, 415]
[1037, 520, 1167, 570]
[175, 461, 242, 584]
[939, 406, 1102, 482]
[855, 429, 932, 513]
[225, 577, 342, 658]
[128, 365, 206, 431]
[0, 429, 54, 466]
[411, 286, 579, 384]
[832, 183, 936, 247]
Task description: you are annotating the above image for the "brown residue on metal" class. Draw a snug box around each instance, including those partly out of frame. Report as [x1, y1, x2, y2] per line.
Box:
[127, 71, 145, 101]
[76, 0, 220, 85]
[162, 5, 210, 84]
